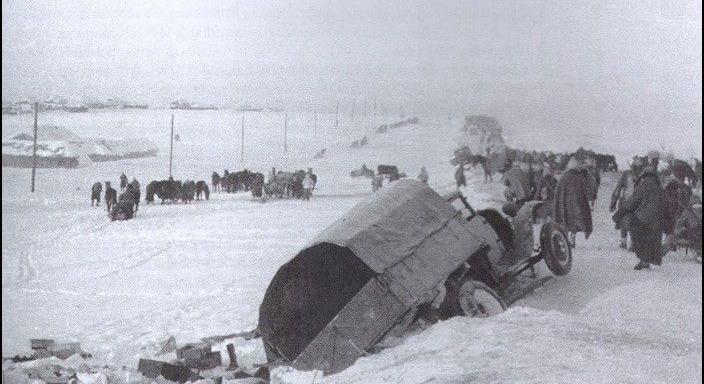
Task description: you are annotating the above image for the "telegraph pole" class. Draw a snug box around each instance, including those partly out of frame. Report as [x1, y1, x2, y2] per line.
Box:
[284, 112, 288, 153]
[169, 113, 174, 177]
[334, 101, 339, 129]
[30, 102, 39, 192]
[240, 116, 245, 163]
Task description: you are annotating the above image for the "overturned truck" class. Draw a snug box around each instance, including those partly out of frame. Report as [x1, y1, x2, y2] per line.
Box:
[259, 179, 571, 374]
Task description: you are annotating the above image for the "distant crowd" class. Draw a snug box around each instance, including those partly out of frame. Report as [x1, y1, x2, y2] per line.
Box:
[450, 147, 702, 269]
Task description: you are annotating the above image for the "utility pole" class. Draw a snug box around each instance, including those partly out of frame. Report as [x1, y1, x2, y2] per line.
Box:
[334, 101, 339, 129]
[30, 102, 39, 193]
[240, 116, 245, 163]
[284, 112, 288, 153]
[169, 113, 174, 177]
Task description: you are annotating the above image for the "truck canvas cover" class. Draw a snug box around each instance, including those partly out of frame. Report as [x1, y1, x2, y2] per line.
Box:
[259, 180, 490, 373]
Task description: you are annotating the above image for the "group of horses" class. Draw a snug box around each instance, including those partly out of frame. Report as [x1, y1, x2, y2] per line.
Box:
[349, 164, 406, 181]
[145, 179, 210, 204]
[504, 147, 619, 173]
[211, 170, 265, 197]
[212, 168, 317, 200]
[452, 146, 620, 178]
[263, 170, 317, 200]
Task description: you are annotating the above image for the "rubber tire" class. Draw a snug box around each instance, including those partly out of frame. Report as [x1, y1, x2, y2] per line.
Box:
[540, 221, 572, 276]
[457, 280, 506, 317]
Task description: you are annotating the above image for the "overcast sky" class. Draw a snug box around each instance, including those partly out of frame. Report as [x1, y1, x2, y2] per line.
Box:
[2, 0, 701, 126]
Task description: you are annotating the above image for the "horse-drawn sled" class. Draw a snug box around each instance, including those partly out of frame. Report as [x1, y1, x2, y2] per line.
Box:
[259, 179, 572, 374]
[262, 170, 316, 200]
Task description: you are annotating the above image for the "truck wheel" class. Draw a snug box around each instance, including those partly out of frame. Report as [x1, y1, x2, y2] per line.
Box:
[457, 280, 506, 317]
[540, 222, 572, 275]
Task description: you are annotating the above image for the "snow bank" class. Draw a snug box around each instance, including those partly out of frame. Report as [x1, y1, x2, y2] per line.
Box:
[2, 139, 76, 158]
[276, 299, 700, 384]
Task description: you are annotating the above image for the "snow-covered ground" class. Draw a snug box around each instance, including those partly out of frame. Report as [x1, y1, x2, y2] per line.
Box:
[2, 110, 701, 383]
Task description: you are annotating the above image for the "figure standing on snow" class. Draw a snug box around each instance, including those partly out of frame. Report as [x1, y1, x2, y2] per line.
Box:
[662, 168, 693, 252]
[666, 194, 702, 259]
[418, 166, 429, 185]
[105, 182, 117, 212]
[119, 173, 128, 191]
[529, 161, 543, 198]
[584, 156, 601, 208]
[302, 172, 315, 200]
[502, 162, 530, 205]
[553, 156, 593, 247]
[112, 189, 136, 221]
[91, 182, 102, 206]
[533, 163, 558, 216]
[613, 164, 666, 270]
[211, 171, 221, 192]
[128, 177, 141, 213]
[372, 173, 384, 192]
[484, 147, 494, 183]
[455, 165, 466, 190]
[610, 157, 642, 250]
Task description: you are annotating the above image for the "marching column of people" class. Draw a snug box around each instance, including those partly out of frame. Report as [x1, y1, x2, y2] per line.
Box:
[497, 148, 699, 270]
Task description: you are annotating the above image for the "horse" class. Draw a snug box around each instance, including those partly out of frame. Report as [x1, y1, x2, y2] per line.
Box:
[250, 173, 265, 198]
[91, 182, 102, 206]
[181, 180, 196, 203]
[211, 172, 221, 192]
[151, 179, 182, 204]
[196, 181, 209, 200]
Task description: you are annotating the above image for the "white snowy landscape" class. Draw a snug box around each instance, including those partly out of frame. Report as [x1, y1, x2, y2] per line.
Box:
[3, 0, 702, 383]
[2, 108, 702, 383]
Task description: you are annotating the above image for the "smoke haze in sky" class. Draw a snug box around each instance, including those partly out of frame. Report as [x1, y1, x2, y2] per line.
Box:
[2, 0, 701, 144]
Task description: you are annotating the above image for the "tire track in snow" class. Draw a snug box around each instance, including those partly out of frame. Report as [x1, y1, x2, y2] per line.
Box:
[96, 243, 173, 279]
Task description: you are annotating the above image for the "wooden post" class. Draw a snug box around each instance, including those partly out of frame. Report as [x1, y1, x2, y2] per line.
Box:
[240, 116, 245, 163]
[335, 101, 339, 129]
[30, 102, 39, 193]
[284, 112, 288, 153]
[169, 113, 174, 177]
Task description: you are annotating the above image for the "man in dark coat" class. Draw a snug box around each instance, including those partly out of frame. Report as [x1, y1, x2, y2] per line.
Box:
[128, 178, 141, 213]
[119, 173, 128, 191]
[455, 165, 466, 189]
[502, 163, 530, 203]
[529, 161, 544, 198]
[145, 181, 155, 204]
[610, 158, 642, 249]
[112, 190, 135, 221]
[553, 157, 593, 246]
[613, 165, 666, 270]
[534, 163, 558, 218]
[585, 156, 601, 208]
[91, 182, 102, 206]
[105, 182, 117, 212]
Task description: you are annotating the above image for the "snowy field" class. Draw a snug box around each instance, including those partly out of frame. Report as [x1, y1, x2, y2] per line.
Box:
[2, 109, 702, 383]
